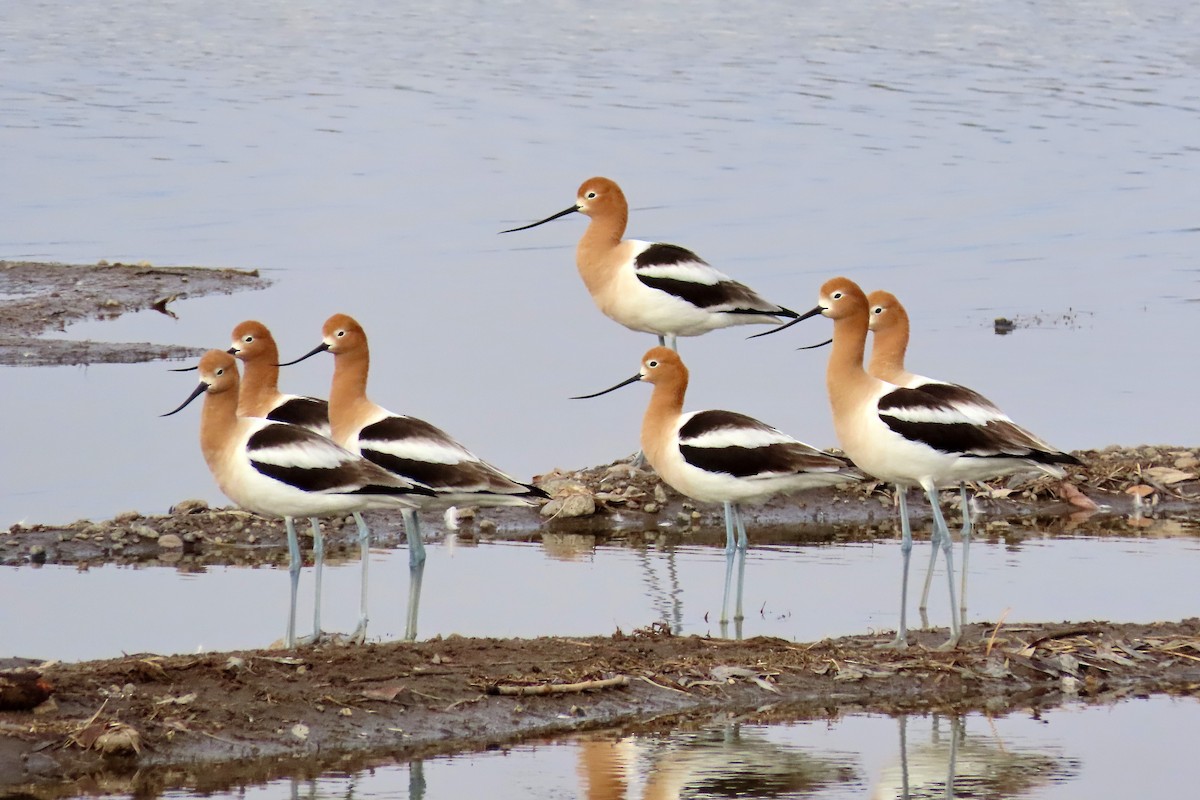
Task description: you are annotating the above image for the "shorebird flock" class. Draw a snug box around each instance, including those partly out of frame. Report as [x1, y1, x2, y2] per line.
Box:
[166, 176, 1079, 649]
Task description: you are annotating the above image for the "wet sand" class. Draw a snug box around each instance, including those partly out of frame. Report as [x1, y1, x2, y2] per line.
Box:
[2, 262, 1199, 795]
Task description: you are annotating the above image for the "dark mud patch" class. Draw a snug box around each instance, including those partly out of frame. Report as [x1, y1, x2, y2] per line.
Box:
[0, 260, 268, 366]
[2, 620, 1199, 795]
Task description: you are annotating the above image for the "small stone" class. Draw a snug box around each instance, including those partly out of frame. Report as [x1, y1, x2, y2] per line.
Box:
[131, 524, 159, 540]
[653, 484, 668, 504]
[112, 510, 141, 524]
[643, 503, 659, 514]
[478, 519, 497, 534]
[158, 534, 184, 549]
[170, 499, 209, 515]
[29, 545, 46, 564]
[1174, 456, 1199, 470]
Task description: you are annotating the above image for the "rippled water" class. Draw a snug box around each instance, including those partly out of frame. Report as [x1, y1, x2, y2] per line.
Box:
[2, 0, 1199, 526]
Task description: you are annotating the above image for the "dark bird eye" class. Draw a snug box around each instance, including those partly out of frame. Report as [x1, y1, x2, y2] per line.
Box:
[244, 335, 254, 343]
[832, 291, 843, 300]
[215, 368, 224, 376]
[873, 307, 883, 315]
[648, 360, 658, 368]
[586, 191, 597, 199]
[336, 330, 345, 337]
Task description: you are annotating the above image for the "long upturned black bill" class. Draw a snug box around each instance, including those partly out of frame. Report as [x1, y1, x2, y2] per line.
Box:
[499, 205, 580, 234]
[747, 304, 825, 340]
[161, 381, 209, 416]
[798, 337, 833, 351]
[570, 373, 642, 400]
[277, 341, 330, 367]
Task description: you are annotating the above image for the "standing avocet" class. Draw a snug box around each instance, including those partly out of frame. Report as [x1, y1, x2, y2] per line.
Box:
[574, 346, 858, 630]
[865, 291, 976, 631]
[803, 277, 1079, 648]
[279, 314, 548, 630]
[227, 320, 355, 643]
[501, 177, 799, 350]
[162, 350, 433, 647]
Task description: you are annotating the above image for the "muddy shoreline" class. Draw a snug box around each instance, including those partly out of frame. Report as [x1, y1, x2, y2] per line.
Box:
[3, 620, 1199, 795]
[0, 260, 267, 366]
[3, 262, 1199, 795]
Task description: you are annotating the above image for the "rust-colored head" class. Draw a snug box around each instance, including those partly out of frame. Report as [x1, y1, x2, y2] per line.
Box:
[815, 277, 870, 321]
[636, 346, 685, 386]
[161, 350, 239, 416]
[866, 290, 908, 334]
[228, 320, 278, 362]
[574, 177, 627, 220]
[320, 313, 367, 356]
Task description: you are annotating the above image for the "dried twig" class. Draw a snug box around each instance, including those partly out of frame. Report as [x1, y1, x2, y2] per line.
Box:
[488, 675, 630, 696]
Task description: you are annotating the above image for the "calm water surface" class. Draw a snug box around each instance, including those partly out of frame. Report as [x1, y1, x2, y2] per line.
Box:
[4, 526, 1197, 662]
[2, 0, 1199, 526]
[149, 698, 1197, 799]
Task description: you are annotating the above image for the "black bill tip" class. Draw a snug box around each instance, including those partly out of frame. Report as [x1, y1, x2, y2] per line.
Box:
[499, 205, 580, 234]
[277, 341, 330, 367]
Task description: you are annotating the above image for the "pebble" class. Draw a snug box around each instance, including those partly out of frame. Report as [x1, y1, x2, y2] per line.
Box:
[158, 534, 184, 549]
[478, 519, 497, 534]
[112, 510, 141, 523]
[131, 524, 159, 540]
[170, 499, 209, 515]
[643, 503, 659, 514]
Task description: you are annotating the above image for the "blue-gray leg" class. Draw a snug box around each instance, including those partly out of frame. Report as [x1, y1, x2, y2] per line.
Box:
[295, 517, 326, 646]
[722, 500, 736, 555]
[886, 489, 914, 648]
[720, 547, 736, 629]
[284, 516, 301, 648]
[733, 502, 749, 552]
[923, 481, 961, 647]
[959, 485, 972, 631]
[402, 508, 427, 568]
[348, 511, 371, 644]
[405, 557, 426, 641]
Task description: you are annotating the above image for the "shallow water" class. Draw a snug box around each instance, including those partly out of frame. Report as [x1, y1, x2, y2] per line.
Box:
[150, 697, 1198, 799]
[3, 0, 1200, 526]
[5, 524, 1197, 662]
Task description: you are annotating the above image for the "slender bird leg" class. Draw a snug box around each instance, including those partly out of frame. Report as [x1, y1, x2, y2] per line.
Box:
[733, 536, 748, 628]
[733, 502, 749, 552]
[657, 334, 666, 347]
[310, 518, 324, 638]
[959, 484, 972, 631]
[404, 557, 426, 642]
[881, 489, 914, 649]
[402, 508, 427, 568]
[284, 517, 301, 649]
[924, 482, 961, 648]
[347, 511, 371, 645]
[720, 549, 736, 629]
[295, 518, 325, 646]
[917, 501, 940, 626]
[665, 334, 678, 352]
[722, 501, 736, 555]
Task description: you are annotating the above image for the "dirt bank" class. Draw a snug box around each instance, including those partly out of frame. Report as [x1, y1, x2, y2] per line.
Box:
[2, 619, 1198, 796]
[0, 260, 267, 366]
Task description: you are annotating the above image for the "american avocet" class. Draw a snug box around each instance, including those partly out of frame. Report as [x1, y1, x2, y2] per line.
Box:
[227, 320, 336, 640]
[574, 346, 859, 629]
[865, 291, 977, 630]
[162, 350, 433, 647]
[278, 314, 548, 612]
[805, 278, 1080, 648]
[501, 177, 799, 350]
